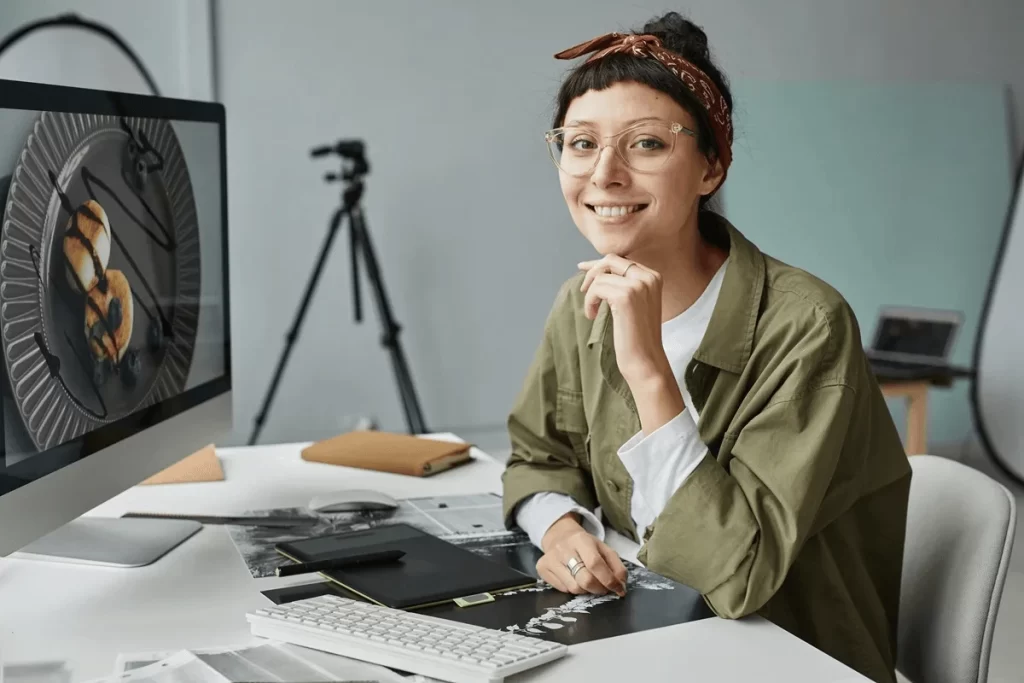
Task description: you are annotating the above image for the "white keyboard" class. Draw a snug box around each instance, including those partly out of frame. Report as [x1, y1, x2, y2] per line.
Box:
[246, 594, 568, 683]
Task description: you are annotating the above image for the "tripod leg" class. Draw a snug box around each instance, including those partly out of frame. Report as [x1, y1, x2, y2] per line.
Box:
[351, 211, 362, 323]
[349, 207, 429, 434]
[392, 342, 428, 434]
[248, 207, 348, 446]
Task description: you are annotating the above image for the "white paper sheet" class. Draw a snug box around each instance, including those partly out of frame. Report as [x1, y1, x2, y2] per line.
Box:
[94, 651, 229, 683]
[114, 641, 408, 683]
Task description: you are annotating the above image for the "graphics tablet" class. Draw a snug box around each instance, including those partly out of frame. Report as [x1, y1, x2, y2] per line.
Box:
[275, 523, 537, 610]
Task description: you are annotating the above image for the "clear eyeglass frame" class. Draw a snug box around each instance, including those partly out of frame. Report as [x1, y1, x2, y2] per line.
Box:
[544, 120, 697, 176]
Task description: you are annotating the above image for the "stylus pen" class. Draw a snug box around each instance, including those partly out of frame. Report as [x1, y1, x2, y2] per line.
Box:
[122, 512, 317, 528]
[275, 549, 406, 577]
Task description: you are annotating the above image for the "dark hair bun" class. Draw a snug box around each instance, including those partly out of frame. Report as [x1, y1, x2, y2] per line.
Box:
[641, 11, 710, 63]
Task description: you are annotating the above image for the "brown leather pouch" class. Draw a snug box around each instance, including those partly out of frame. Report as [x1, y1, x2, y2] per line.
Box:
[300, 431, 473, 477]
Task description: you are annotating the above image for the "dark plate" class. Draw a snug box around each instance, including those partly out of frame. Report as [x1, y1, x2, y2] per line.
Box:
[0, 112, 200, 451]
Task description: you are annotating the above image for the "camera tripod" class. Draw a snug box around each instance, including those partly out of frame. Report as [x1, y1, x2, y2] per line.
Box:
[248, 140, 428, 446]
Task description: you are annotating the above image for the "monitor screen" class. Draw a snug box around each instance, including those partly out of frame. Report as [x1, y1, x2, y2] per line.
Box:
[872, 314, 957, 359]
[0, 82, 229, 494]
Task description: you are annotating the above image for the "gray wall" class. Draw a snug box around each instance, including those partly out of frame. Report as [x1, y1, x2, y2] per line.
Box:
[215, 0, 1024, 453]
[4, 1, 1021, 455]
[0, 0, 212, 100]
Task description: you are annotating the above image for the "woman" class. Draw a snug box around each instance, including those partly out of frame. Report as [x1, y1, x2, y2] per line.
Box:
[501, 12, 911, 683]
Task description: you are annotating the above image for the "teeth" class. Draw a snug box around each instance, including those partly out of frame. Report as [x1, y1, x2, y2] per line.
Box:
[592, 205, 640, 217]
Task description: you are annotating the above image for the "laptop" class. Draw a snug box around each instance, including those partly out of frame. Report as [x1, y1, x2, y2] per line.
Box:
[865, 306, 971, 379]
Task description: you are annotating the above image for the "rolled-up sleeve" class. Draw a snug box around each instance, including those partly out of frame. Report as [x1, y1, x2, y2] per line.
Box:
[636, 382, 856, 619]
[515, 492, 606, 549]
[618, 408, 708, 539]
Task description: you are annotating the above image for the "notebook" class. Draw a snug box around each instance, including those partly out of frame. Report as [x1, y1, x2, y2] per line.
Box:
[300, 431, 473, 477]
[140, 444, 224, 485]
[275, 523, 536, 610]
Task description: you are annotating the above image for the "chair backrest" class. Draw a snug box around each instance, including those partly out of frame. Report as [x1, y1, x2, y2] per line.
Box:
[897, 455, 1017, 683]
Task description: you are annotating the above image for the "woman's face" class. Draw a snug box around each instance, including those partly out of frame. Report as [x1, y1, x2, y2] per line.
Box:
[557, 81, 722, 259]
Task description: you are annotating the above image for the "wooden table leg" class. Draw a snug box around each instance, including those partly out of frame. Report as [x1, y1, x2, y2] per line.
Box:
[904, 386, 928, 455]
[880, 381, 930, 455]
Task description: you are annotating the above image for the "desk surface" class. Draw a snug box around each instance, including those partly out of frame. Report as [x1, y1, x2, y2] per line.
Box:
[0, 434, 870, 683]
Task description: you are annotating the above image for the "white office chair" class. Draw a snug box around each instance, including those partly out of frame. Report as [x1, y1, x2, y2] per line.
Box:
[896, 454, 1017, 683]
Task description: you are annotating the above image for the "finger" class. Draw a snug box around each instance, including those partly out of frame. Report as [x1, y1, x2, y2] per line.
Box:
[583, 281, 602, 320]
[540, 555, 586, 595]
[585, 276, 639, 318]
[580, 263, 609, 294]
[536, 557, 569, 593]
[574, 544, 620, 594]
[592, 273, 638, 292]
[583, 280, 618, 320]
[578, 254, 631, 275]
[584, 264, 654, 299]
[624, 263, 659, 286]
[580, 254, 660, 281]
[552, 544, 606, 596]
[576, 257, 609, 271]
[570, 565, 609, 595]
[578, 254, 639, 290]
[551, 563, 586, 594]
[596, 543, 629, 595]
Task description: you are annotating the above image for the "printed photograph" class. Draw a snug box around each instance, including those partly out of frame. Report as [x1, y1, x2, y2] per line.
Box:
[227, 493, 515, 579]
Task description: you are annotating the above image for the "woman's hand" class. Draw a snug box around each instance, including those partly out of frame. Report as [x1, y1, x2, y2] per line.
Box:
[578, 255, 671, 387]
[537, 514, 627, 597]
[579, 254, 686, 435]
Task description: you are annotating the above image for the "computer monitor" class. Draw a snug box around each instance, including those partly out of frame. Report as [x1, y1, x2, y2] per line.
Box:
[0, 79, 231, 565]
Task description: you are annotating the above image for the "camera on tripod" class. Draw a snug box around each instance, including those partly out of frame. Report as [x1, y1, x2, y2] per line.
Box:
[311, 139, 369, 182]
[248, 139, 427, 445]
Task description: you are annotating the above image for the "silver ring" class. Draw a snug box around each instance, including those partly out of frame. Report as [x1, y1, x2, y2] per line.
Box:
[566, 556, 585, 578]
[622, 263, 636, 278]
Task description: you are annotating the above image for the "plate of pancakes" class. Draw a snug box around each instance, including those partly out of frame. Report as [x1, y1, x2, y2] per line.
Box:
[0, 112, 201, 452]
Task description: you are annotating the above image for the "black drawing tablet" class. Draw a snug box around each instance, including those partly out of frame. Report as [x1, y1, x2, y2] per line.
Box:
[275, 523, 537, 610]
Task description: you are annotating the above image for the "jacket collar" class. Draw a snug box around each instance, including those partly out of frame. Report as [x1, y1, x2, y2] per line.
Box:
[586, 213, 765, 376]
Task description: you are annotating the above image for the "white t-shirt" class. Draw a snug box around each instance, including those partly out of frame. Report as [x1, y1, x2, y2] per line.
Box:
[514, 258, 729, 549]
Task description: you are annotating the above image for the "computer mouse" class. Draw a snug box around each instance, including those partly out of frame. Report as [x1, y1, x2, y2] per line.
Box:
[308, 489, 399, 514]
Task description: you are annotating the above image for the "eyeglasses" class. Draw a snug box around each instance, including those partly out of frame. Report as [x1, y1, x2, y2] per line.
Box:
[544, 120, 696, 176]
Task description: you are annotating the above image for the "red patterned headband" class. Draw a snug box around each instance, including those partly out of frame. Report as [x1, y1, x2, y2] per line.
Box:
[555, 32, 733, 177]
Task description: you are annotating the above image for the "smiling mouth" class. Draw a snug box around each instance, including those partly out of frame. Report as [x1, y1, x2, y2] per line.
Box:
[586, 204, 648, 218]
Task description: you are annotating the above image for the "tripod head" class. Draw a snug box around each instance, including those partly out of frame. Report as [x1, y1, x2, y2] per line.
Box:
[312, 138, 369, 209]
[312, 139, 369, 182]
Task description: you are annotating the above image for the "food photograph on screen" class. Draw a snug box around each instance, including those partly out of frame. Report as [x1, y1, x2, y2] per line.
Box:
[1, 109, 225, 468]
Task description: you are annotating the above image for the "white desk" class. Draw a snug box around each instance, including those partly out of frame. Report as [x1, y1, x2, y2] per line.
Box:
[0, 435, 870, 683]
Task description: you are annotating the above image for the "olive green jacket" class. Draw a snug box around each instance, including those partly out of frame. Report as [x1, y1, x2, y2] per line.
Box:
[501, 214, 911, 683]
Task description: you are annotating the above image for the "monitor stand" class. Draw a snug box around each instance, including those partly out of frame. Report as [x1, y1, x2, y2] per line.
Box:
[11, 517, 202, 568]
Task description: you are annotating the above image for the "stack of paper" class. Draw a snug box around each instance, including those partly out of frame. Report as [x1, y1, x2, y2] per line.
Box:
[99, 642, 417, 683]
